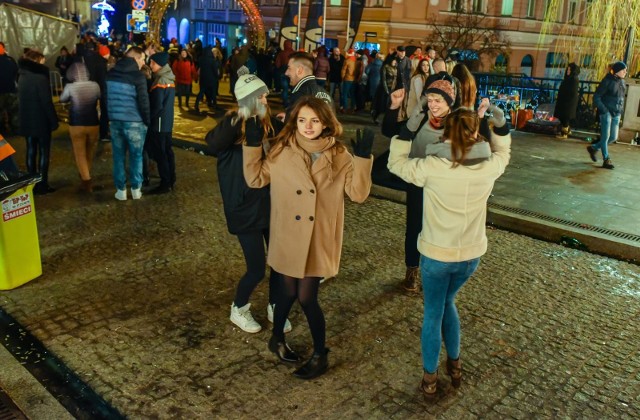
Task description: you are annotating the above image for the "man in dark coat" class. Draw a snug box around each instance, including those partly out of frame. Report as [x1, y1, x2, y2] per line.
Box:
[554, 63, 580, 139]
[194, 48, 219, 113]
[0, 42, 19, 135]
[106, 46, 150, 200]
[82, 42, 109, 140]
[147, 52, 176, 194]
[328, 47, 344, 104]
[18, 50, 59, 194]
[282, 52, 333, 121]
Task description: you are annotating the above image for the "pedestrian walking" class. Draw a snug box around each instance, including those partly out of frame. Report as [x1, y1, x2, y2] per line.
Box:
[147, 52, 176, 194]
[387, 106, 511, 400]
[243, 97, 373, 379]
[194, 48, 220, 113]
[105, 47, 150, 200]
[406, 59, 430, 117]
[554, 63, 580, 139]
[55, 46, 72, 85]
[340, 49, 357, 113]
[313, 46, 330, 89]
[59, 62, 101, 192]
[275, 40, 295, 107]
[371, 56, 397, 124]
[205, 74, 290, 334]
[587, 61, 627, 169]
[18, 50, 59, 194]
[328, 47, 344, 104]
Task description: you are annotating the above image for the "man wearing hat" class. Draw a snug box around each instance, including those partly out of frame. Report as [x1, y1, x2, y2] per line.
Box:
[205, 74, 290, 334]
[588, 61, 627, 169]
[147, 52, 176, 194]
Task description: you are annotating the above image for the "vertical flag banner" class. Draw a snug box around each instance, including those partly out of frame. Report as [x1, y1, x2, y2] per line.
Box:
[347, 0, 365, 49]
[279, 0, 300, 49]
[303, 0, 325, 52]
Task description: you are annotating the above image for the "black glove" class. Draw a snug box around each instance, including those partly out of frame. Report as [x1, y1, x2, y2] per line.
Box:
[244, 117, 264, 147]
[397, 123, 415, 141]
[351, 128, 374, 158]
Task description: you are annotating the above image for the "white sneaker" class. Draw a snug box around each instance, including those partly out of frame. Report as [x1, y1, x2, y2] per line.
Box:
[230, 303, 262, 333]
[115, 189, 127, 201]
[267, 303, 292, 333]
[131, 188, 142, 200]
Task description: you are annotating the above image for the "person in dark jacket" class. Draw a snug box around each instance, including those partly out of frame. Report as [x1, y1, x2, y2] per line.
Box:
[82, 42, 109, 141]
[282, 52, 333, 120]
[194, 48, 220, 113]
[587, 61, 627, 170]
[204, 74, 289, 334]
[106, 47, 150, 200]
[55, 46, 72, 85]
[59, 62, 101, 192]
[0, 42, 19, 135]
[18, 50, 59, 194]
[275, 40, 295, 106]
[554, 63, 580, 139]
[328, 47, 344, 105]
[147, 52, 176, 194]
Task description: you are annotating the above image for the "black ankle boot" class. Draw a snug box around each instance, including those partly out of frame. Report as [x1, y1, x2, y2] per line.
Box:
[293, 348, 329, 379]
[268, 335, 301, 363]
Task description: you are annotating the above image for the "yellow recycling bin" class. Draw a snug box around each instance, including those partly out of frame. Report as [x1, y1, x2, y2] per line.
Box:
[0, 181, 42, 290]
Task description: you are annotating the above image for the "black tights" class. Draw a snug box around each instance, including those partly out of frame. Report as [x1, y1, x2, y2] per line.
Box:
[26, 136, 52, 184]
[405, 183, 423, 268]
[234, 229, 278, 307]
[273, 276, 325, 354]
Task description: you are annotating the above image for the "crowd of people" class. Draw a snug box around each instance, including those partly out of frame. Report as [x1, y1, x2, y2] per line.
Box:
[0, 32, 630, 398]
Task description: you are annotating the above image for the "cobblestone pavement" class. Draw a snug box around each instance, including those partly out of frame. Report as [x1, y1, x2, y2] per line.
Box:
[1, 127, 639, 418]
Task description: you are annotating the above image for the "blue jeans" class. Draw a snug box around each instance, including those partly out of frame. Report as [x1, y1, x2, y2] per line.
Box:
[420, 255, 480, 374]
[341, 81, 354, 110]
[110, 121, 147, 190]
[593, 113, 620, 160]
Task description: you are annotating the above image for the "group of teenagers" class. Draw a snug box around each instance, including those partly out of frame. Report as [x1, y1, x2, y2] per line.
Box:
[205, 49, 512, 398]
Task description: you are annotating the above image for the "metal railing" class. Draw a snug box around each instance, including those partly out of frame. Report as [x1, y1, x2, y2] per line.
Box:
[473, 72, 600, 130]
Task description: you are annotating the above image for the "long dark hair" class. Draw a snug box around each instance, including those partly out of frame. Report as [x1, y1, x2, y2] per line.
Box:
[269, 97, 345, 158]
[450, 63, 477, 109]
[443, 108, 482, 167]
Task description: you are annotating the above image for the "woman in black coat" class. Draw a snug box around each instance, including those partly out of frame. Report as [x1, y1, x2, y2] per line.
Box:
[204, 74, 288, 335]
[554, 63, 580, 139]
[18, 50, 59, 194]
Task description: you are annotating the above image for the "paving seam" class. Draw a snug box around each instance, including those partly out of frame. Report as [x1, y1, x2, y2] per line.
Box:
[0, 308, 124, 420]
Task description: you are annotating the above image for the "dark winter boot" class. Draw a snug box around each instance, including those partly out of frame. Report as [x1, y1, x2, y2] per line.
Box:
[268, 334, 301, 363]
[402, 266, 421, 293]
[420, 371, 438, 400]
[293, 348, 329, 379]
[602, 158, 614, 169]
[446, 358, 462, 388]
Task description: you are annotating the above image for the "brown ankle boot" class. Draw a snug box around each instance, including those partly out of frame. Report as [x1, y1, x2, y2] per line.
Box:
[446, 358, 462, 388]
[402, 266, 421, 293]
[80, 179, 93, 193]
[420, 371, 438, 399]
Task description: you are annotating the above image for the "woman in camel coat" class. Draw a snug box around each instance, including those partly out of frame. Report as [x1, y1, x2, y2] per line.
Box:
[243, 96, 373, 380]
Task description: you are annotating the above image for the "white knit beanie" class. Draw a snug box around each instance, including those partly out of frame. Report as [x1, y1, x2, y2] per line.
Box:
[235, 74, 269, 108]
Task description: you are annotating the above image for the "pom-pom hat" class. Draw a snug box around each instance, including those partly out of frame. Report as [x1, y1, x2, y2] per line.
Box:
[425, 79, 456, 107]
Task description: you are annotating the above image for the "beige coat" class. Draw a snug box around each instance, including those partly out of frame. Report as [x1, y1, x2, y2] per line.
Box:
[243, 141, 373, 278]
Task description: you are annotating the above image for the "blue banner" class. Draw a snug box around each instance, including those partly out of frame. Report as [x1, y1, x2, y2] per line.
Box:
[348, 0, 365, 49]
[303, 0, 324, 52]
[279, 0, 299, 50]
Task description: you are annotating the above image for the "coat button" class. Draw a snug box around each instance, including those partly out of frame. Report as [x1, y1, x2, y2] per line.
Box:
[296, 190, 302, 195]
[295, 215, 301, 220]
[309, 216, 314, 221]
[310, 189, 315, 194]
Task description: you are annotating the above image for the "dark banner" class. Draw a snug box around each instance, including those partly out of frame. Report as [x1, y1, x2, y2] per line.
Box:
[303, 0, 324, 52]
[278, 0, 299, 50]
[347, 0, 365, 49]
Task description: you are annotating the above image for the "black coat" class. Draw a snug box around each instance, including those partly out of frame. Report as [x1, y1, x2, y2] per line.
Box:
[594, 73, 626, 117]
[198, 49, 219, 88]
[205, 113, 284, 234]
[0, 54, 18, 94]
[554, 74, 580, 122]
[17, 59, 58, 138]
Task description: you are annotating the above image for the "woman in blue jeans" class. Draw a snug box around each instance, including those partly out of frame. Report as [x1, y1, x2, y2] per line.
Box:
[388, 107, 511, 399]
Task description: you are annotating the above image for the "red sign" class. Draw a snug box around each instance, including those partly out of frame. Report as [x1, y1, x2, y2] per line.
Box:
[132, 0, 147, 10]
[2, 193, 32, 222]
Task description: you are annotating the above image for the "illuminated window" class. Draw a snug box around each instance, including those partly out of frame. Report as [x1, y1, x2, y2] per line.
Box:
[501, 0, 513, 15]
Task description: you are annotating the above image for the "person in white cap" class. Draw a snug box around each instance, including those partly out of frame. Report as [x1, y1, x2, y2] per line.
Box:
[205, 74, 291, 334]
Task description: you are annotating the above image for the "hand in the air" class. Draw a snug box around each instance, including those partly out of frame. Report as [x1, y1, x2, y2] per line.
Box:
[351, 128, 374, 158]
